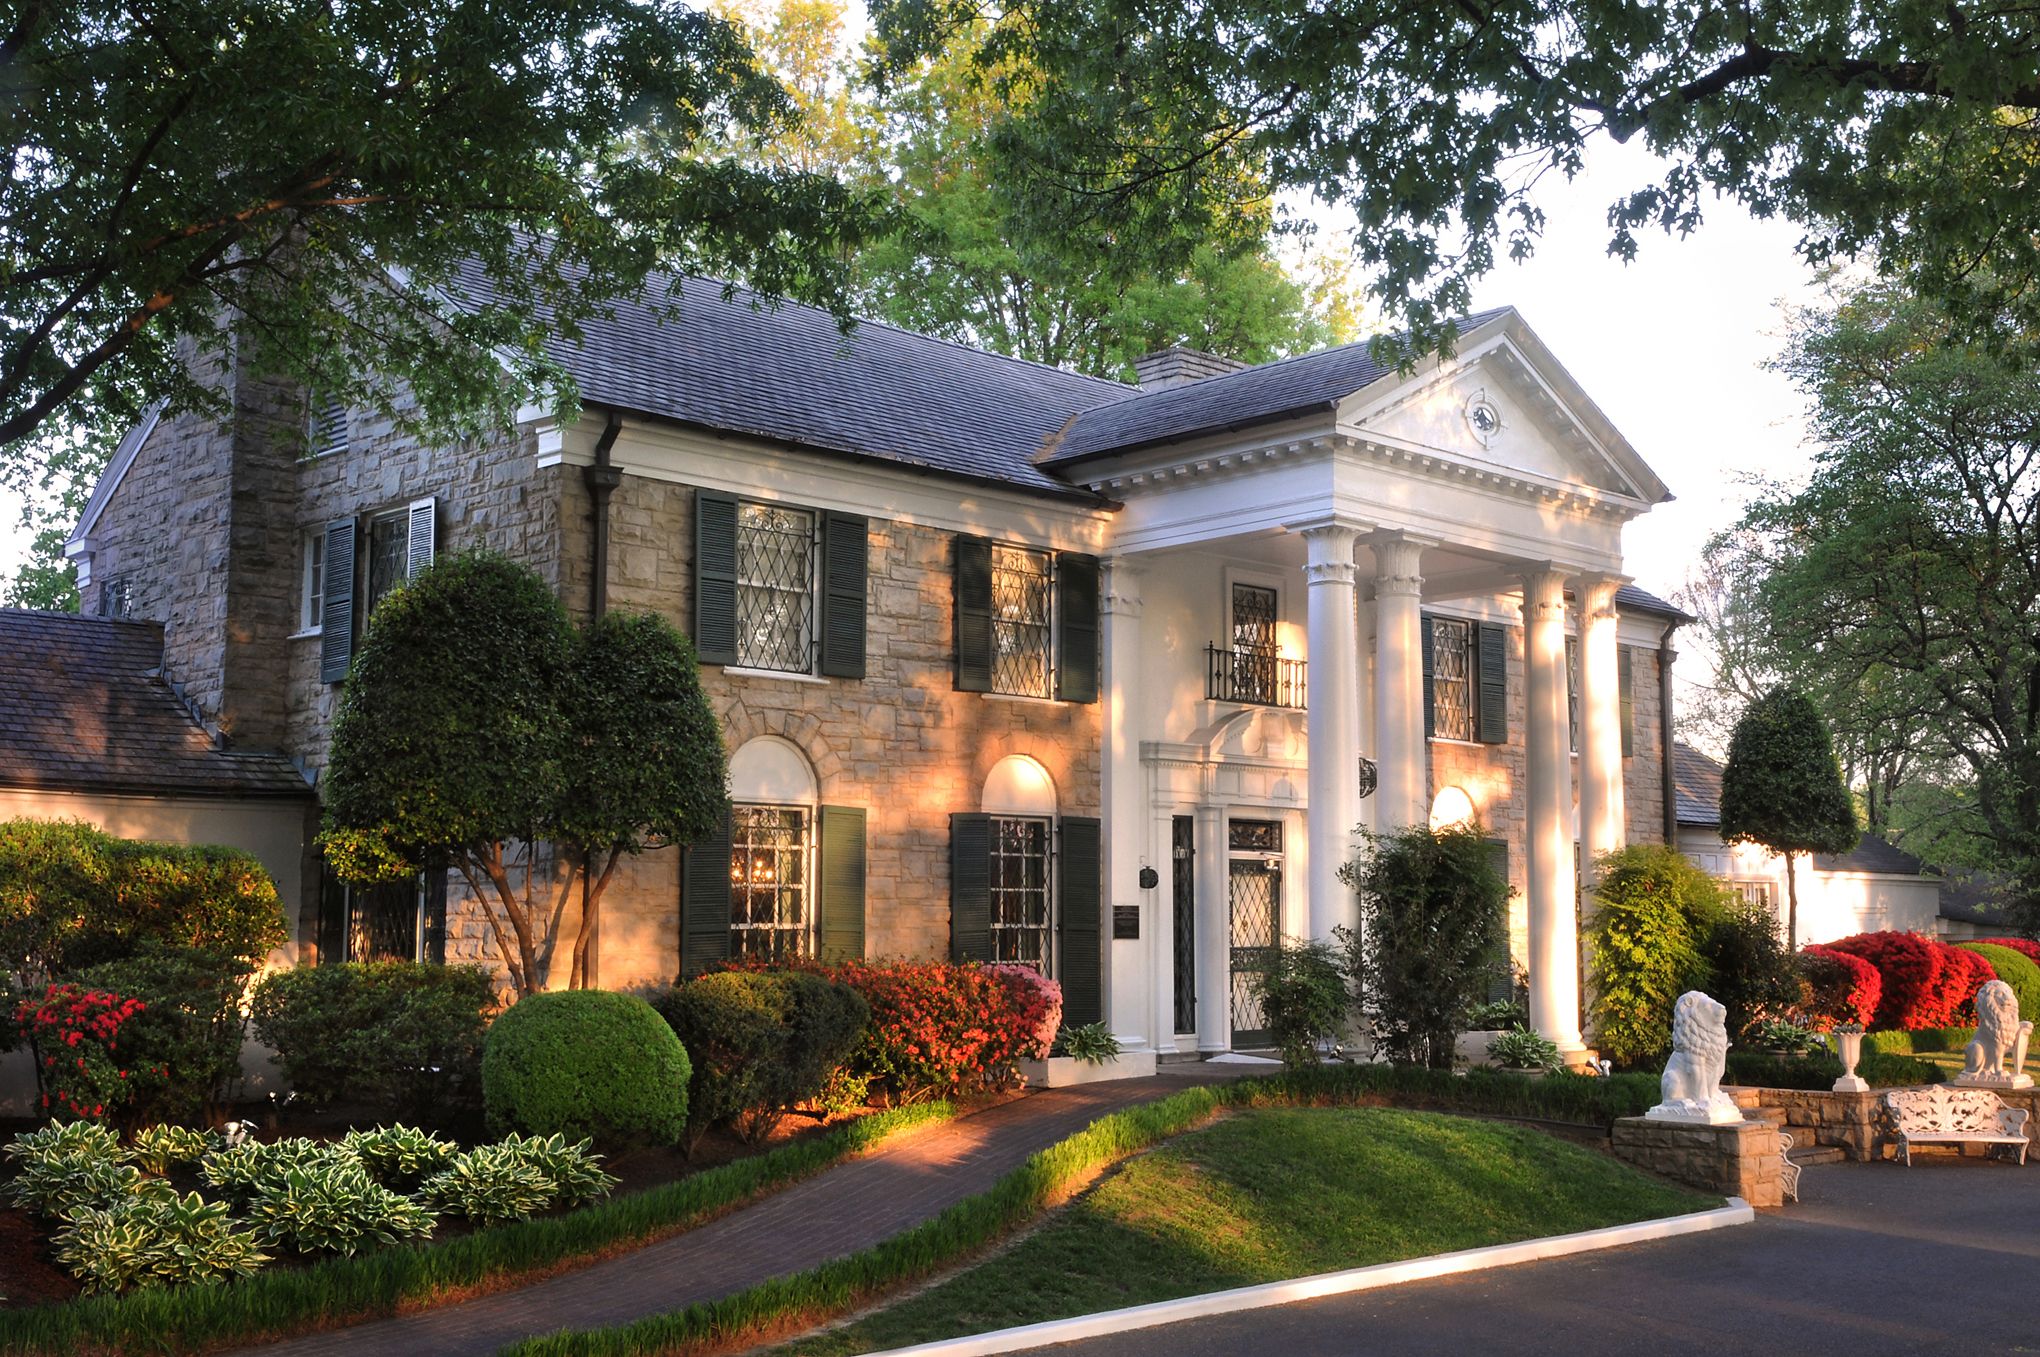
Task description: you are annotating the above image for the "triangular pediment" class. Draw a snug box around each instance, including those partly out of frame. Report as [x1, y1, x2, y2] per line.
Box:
[1336, 327, 1665, 504]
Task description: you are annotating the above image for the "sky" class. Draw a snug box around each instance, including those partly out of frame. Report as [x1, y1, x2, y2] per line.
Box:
[0, 129, 1827, 672]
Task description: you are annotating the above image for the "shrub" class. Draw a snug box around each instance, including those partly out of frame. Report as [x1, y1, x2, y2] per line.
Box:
[249, 960, 496, 1115]
[1338, 823, 1510, 1069]
[3, 1122, 149, 1218]
[1958, 942, 2040, 1022]
[1486, 1025, 1562, 1072]
[491, 1133, 618, 1207]
[12, 982, 149, 1122]
[339, 1125, 458, 1190]
[0, 819, 286, 978]
[1698, 901, 1806, 1044]
[1246, 939, 1349, 1068]
[52, 1191, 268, 1294]
[123, 1124, 214, 1176]
[987, 965, 1061, 1059]
[243, 1159, 435, 1257]
[482, 989, 689, 1148]
[826, 959, 1040, 1100]
[1464, 997, 1528, 1030]
[1724, 1048, 1943, 1089]
[1936, 944, 1995, 1023]
[1796, 944, 1880, 1031]
[1583, 844, 1724, 1066]
[651, 971, 867, 1146]
[70, 944, 254, 1126]
[1825, 931, 1956, 1029]
[200, 1140, 357, 1204]
[1978, 936, 2040, 968]
[1054, 1021, 1122, 1063]
[418, 1143, 559, 1227]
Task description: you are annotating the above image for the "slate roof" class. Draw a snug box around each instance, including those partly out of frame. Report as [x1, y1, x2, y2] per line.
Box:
[448, 259, 1133, 500]
[0, 610, 310, 799]
[1672, 741, 1926, 876]
[1614, 583, 1688, 620]
[1938, 872, 2013, 927]
[1040, 308, 1517, 466]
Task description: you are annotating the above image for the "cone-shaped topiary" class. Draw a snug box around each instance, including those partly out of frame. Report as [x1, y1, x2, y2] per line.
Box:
[1719, 687, 1858, 950]
[482, 990, 689, 1149]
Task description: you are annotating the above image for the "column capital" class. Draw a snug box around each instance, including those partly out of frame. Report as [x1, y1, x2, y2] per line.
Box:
[1575, 571, 1629, 620]
[1294, 518, 1363, 587]
[1518, 563, 1571, 619]
[1371, 532, 1434, 597]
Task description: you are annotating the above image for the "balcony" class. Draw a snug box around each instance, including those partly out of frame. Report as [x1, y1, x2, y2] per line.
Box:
[1205, 644, 1306, 709]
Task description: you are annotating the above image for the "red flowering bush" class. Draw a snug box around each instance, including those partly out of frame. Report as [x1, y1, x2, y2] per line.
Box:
[1796, 945, 1880, 1031]
[1979, 937, 2040, 968]
[987, 964, 1062, 1060]
[13, 983, 148, 1121]
[1823, 931, 1995, 1029]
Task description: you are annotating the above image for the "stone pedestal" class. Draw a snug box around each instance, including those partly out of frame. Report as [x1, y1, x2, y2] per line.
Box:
[1612, 1116, 1783, 1208]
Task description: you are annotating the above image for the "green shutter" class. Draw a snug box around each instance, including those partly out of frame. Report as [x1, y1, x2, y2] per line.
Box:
[1058, 816, 1103, 1026]
[421, 867, 448, 966]
[1619, 646, 1635, 757]
[1477, 621, 1508, 744]
[820, 513, 869, 679]
[1055, 552, 1100, 704]
[950, 813, 992, 961]
[318, 517, 357, 683]
[693, 492, 739, 666]
[680, 809, 733, 977]
[1420, 615, 1436, 739]
[954, 536, 993, 692]
[818, 805, 866, 963]
[1483, 839, 1512, 1003]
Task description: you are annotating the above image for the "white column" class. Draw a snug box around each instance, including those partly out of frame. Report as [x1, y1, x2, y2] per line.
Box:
[1577, 574, 1628, 887]
[1100, 557, 1149, 1045]
[1372, 535, 1429, 831]
[1300, 520, 1364, 942]
[1194, 803, 1230, 1052]
[1522, 566, 1586, 1058]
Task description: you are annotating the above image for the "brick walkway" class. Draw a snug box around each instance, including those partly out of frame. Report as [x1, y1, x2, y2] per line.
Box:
[232, 1067, 1236, 1357]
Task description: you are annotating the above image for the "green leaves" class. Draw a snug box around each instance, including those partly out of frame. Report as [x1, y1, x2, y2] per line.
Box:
[1719, 687, 1859, 859]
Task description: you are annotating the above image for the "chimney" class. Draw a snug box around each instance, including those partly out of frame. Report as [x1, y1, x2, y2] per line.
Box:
[1133, 347, 1250, 391]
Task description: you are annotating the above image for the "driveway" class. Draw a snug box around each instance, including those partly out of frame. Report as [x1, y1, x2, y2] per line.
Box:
[1029, 1157, 2040, 1356]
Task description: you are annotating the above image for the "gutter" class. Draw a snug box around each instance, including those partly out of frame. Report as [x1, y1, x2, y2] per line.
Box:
[583, 409, 625, 618]
[1660, 617, 1680, 844]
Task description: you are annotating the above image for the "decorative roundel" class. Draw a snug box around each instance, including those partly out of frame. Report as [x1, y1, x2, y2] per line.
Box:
[1464, 393, 1502, 446]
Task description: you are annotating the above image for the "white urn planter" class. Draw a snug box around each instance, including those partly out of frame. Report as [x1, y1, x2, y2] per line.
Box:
[1018, 1049, 1158, 1088]
[1831, 1029, 1868, 1094]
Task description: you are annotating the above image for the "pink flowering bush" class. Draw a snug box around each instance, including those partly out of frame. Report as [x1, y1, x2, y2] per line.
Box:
[987, 964, 1062, 1060]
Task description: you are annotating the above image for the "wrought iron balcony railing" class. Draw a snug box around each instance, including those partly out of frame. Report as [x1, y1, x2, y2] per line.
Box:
[1205, 644, 1306, 709]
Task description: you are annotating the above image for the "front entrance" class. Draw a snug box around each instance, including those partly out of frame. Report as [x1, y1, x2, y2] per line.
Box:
[1227, 819, 1283, 1046]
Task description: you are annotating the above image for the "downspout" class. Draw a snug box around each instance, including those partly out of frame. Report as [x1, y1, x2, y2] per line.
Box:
[1659, 618, 1680, 845]
[583, 409, 624, 619]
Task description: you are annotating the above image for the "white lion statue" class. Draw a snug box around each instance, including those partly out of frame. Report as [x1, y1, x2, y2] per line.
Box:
[1956, 979, 2035, 1088]
[1646, 991, 1743, 1124]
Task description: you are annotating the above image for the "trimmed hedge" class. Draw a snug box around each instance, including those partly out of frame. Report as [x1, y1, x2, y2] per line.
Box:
[649, 972, 868, 1147]
[483, 991, 689, 1149]
[1796, 945, 1880, 1031]
[0, 1104, 950, 1354]
[1957, 942, 2040, 1022]
[1723, 1049, 1943, 1090]
[1823, 931, 1991, 1029]
[250, 962, 496, 1116]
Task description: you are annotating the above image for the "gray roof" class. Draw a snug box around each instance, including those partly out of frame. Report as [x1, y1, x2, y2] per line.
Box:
[1615, 583, 1688, 621]
[1041, 308, 1516, 466]
[1815, 835, 1928, 877]
[1673, 741, 1926, 876]
[1938, 873, 2014, 927]
[0, 610, 311, 799]
[451, 259, 1130, 500]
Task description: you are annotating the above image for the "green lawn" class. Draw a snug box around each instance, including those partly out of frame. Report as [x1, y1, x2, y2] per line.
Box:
[774, 1107, 1713, 1355]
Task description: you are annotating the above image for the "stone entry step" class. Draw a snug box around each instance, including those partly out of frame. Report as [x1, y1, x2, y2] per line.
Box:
[1788, 1145, 1846, 1167]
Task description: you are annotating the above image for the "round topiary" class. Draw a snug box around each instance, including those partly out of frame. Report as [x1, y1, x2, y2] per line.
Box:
[1958, 942, 2040, 1024]
[482, 990, 689, 1148]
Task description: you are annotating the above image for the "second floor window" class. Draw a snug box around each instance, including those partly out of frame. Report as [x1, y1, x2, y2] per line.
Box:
[366, 512, 411, 617]
[991, 545, 1053, 697]
[736, 503, 817, 673]
[1430, 616, 1476, 741]
[298, 534, 325, 633]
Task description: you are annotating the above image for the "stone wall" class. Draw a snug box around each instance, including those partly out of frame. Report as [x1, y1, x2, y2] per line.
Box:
[1612, 1116, 1784, 1208]
[556, 471, 1104, 983]
[1728, 1083, 2040, 1162]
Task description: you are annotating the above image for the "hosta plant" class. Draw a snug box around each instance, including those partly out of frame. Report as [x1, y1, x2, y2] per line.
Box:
[4, 1121, 147, 1219]
[419, 1143, 556, 1226]
[341, 1124, 458, 1189]
[1750, 1019, 1826, 1057]
[244, 1159, 435, 1256]
[200, 1138, 355, 1203]
[494, 1133, 617, 1208]
[123, 1123, 215, 1175]
[1053, 1021, 1123, 1065]
[52, 1191, 268, 1294]
[6, 1119, 122, 1167]
[1487, 1025, 1564, 1073]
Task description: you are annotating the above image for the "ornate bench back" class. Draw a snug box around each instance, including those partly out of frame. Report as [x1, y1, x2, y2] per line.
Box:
[1885, 1087, 2007, 1135]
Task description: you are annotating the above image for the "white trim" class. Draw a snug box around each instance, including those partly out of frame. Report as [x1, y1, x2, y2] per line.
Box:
[66, 401, 165, 554]
[722, 665, 829, 685]
[866, 1199, 1754, 1357]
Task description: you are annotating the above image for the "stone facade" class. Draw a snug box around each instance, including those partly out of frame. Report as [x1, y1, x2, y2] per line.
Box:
[1727, 1083, 2040, 1163]
[1612, 1115, 1784, 1208]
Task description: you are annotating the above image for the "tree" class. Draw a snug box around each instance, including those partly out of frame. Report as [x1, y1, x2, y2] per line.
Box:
[1584, 843, 1723, 1067]
[868, 0, 2040, 355]
[3, 0, 880, 462]
[1337, 823, 1510, 1069]
[557, 611, 729, 989]
[1741, 284, 2040, 927]
[1719, 688, 1859, 950]
[320, 553, 575, 999]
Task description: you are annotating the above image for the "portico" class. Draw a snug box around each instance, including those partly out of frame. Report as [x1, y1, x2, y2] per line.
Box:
[1061, 309, 1672, 1057]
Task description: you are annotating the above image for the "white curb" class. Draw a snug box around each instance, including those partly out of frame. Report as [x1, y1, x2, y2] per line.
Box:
[866, 1199, 1755, 1356]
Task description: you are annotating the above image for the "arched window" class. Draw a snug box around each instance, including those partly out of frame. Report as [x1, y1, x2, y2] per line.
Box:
[983, 756, 1057, 972]
[728, 737, 819, 960]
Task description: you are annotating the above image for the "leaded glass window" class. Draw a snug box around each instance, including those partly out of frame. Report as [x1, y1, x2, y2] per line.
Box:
[736, 504, 816, 673]
[991, 545, 1053, 697]
[1229, 583, 1280, 703]
[366, 513, 409, 616]
[1566, 636, 1581, 752]
[1431, 617, 1475, 741]
[990, 816, 1052, 971]
[729, 805, 812, 960]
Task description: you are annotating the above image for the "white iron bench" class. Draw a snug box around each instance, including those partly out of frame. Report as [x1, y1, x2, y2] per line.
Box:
[1883, 1086, 2030, 1166]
